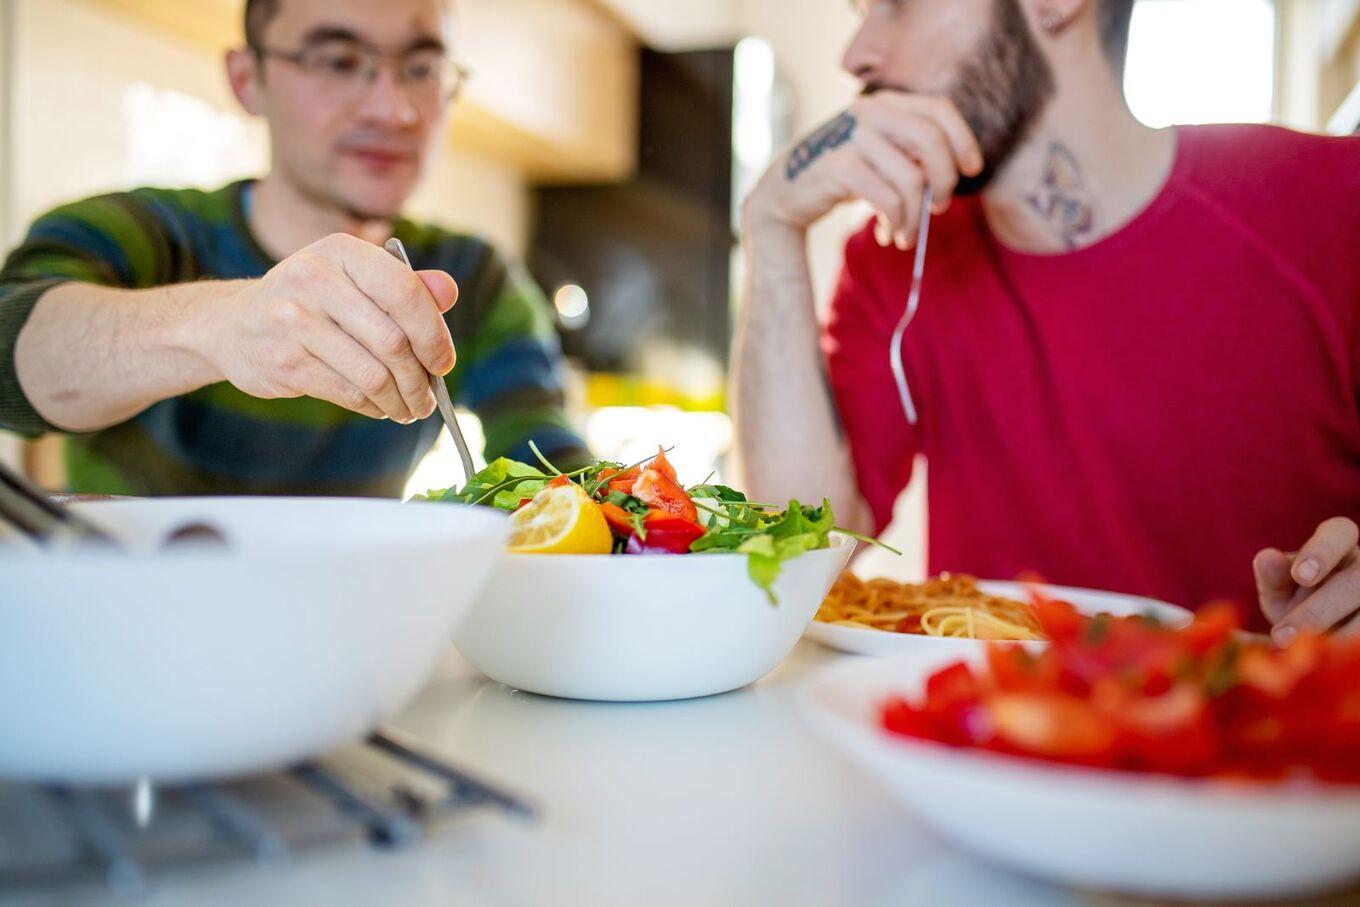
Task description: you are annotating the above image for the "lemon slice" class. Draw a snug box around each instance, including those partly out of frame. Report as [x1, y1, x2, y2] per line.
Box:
[506, 484, 613, 555]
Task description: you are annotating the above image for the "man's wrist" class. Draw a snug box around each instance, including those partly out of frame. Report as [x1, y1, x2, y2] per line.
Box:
[158, 279, 247, 390]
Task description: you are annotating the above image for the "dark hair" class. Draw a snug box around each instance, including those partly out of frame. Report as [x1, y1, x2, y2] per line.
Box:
[1098, 0, 1136, 75]
[243, 0, 278, 51]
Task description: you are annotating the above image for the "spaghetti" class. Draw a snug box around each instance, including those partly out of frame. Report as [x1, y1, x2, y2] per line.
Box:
[816, 573, 1043, 641]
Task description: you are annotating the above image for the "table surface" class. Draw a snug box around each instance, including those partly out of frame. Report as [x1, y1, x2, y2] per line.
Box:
[8, 642, 1353, 907]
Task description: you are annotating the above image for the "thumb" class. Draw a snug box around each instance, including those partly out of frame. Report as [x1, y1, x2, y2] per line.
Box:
[417, 270, 458, 314]
[1254, 547, 1300, 625]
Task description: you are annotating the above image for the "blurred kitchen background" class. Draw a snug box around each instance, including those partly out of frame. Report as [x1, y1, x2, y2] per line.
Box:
[0, 0, 1357, 577]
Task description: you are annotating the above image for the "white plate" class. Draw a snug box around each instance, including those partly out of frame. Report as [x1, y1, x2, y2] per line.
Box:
[801, 652, 1360, 900]
[454, 537, 856, 702]
[0, 498, 506, 785]
[804, 579, 1192, 657]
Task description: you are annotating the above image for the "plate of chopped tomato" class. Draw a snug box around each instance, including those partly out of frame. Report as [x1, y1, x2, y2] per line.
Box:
[800, 597, 1360, 900]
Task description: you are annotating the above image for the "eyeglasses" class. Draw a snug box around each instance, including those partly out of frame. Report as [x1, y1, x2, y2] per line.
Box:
[252, 40, 472, 105]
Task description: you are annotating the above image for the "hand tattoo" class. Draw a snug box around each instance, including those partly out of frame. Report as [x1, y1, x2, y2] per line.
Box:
[1025, 143, 1099, 249]
[786, 112, 857, 182]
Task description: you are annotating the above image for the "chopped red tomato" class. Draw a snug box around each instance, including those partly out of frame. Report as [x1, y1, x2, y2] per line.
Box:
[599, 502, 637, 538]
[990, 693, 1119, 764]
[631, 447, 698, 523]
[596, 466, 642, 498]
[879, 602, 1360, 785]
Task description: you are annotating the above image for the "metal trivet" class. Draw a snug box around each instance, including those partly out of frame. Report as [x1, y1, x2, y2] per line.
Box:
[0, 730, 533, 896]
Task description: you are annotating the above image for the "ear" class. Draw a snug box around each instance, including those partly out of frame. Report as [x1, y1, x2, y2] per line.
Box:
[225, 48, 265, 116]
[1022, 0, 1090, 36]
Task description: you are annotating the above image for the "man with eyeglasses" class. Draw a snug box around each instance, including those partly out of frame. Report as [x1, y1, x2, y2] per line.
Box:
[733, 0, 1360, 636]
[0, 0, 588, 497]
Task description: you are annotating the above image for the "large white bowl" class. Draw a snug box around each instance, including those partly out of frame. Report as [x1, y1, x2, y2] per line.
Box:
[454, 538, 856, 701]
[0, 497, 507, 786]
[801, 652, 1360, 900]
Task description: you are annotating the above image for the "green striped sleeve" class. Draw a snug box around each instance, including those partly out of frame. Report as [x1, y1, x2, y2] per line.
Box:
[0, 193, 175, 434]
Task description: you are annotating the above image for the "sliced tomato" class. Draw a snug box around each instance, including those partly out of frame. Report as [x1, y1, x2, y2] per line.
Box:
[1033, 597, 1086, 646]
[893, 614, 922, 634]
[1180, 601, 1240, 655]
[881, 697, 935, 740]
[599, 502, 637, 538]
[990, 693, 1120, 764]
[919, 663, 992, 746]
[597, 466, 642, 498]
[648, 447, 679, 481]
[632, 448, 698, 523]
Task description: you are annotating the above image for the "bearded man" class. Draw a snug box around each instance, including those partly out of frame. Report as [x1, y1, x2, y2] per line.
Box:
[732, 0, 1360, 638]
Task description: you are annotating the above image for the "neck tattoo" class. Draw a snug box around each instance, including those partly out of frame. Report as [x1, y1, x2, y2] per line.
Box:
[1024, 142, 1099, 249]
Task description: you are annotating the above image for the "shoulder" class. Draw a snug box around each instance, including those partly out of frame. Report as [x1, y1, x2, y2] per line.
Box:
[1174, 124, 1360, 296]
[30, 184, 237, 236]
[1180, 123, 1360, 182]
[1177, 124, 1360, 221]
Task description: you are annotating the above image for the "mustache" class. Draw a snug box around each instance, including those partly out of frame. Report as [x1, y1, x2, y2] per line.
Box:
[859, 80, 918, 98]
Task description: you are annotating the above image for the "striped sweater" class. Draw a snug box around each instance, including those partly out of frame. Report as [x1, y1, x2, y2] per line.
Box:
[0, 181, 589, 496]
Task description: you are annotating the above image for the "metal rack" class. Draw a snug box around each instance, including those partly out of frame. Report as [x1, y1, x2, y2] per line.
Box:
[0, 730, 534, 896]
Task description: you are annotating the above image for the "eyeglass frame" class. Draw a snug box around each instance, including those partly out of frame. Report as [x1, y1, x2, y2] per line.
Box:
[248, 38, 473, 105]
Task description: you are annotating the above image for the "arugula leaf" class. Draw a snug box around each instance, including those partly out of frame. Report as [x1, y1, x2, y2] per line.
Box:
[420, 458, 550, 512]
[693, 498, 841, 603]
[686, 484, 748, 503]
[604, 490, 650, 538]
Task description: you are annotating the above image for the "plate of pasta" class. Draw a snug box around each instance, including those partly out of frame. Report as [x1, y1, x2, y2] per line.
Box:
[805, 573, 1191, 657]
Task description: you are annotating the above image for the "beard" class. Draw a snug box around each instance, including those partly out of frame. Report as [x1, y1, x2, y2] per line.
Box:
[948, 0, 1056, 194]
[860, 0, 1053, 195]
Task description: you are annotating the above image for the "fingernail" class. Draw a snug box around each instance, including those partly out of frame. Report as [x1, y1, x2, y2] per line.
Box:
[894, 231, 909, 251]
[1273, 625, 1297, 646]
[875, 215, 891, 247]
[1296, 559, 1321, 584]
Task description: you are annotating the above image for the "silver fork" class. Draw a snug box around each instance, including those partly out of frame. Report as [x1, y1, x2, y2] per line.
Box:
[384, 237, 477, 484]
[888, 187, 934, 426]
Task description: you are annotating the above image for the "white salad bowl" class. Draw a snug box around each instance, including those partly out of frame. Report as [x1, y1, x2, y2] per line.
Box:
[0, 497, 506, 786]
[800, 652, 1360, 901]
[454, 537, 856, 701]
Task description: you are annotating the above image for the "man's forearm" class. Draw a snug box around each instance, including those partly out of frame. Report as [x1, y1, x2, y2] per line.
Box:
[730, 218, 871, 533]
[13, 280, 241, 432]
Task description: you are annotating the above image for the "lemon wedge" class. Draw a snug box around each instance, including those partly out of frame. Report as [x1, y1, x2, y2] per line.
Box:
[506, 484, 613, 555]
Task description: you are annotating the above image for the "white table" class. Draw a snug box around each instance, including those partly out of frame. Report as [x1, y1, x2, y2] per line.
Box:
[15, 643, 1095, 907]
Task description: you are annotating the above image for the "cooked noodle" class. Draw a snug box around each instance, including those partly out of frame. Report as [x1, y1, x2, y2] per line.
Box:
[816, 573, 1043, 641]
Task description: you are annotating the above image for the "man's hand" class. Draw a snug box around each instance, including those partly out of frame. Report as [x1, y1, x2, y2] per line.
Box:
[743, 92, 984, 244]
[202, 233, 458, 423]
[1254, 517, 1360, 644]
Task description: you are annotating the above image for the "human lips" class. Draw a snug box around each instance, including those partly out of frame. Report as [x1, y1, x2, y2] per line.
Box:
[338, 144, 418, 169]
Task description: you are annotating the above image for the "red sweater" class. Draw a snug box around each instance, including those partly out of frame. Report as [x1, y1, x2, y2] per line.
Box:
[823, 125, 1360, 628]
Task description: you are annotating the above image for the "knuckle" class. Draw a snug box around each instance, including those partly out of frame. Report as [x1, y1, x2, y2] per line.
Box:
[1337, 565, 1360, 599]
[378, 324, 410, 357]
[357, 364, 391, 397]
[931, 94, 961, 118]
[1327, 516, 1360, 545]
[282, 253, 324, 284]
[273, 298, 308, 327]
[341, 384, 370, 411]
